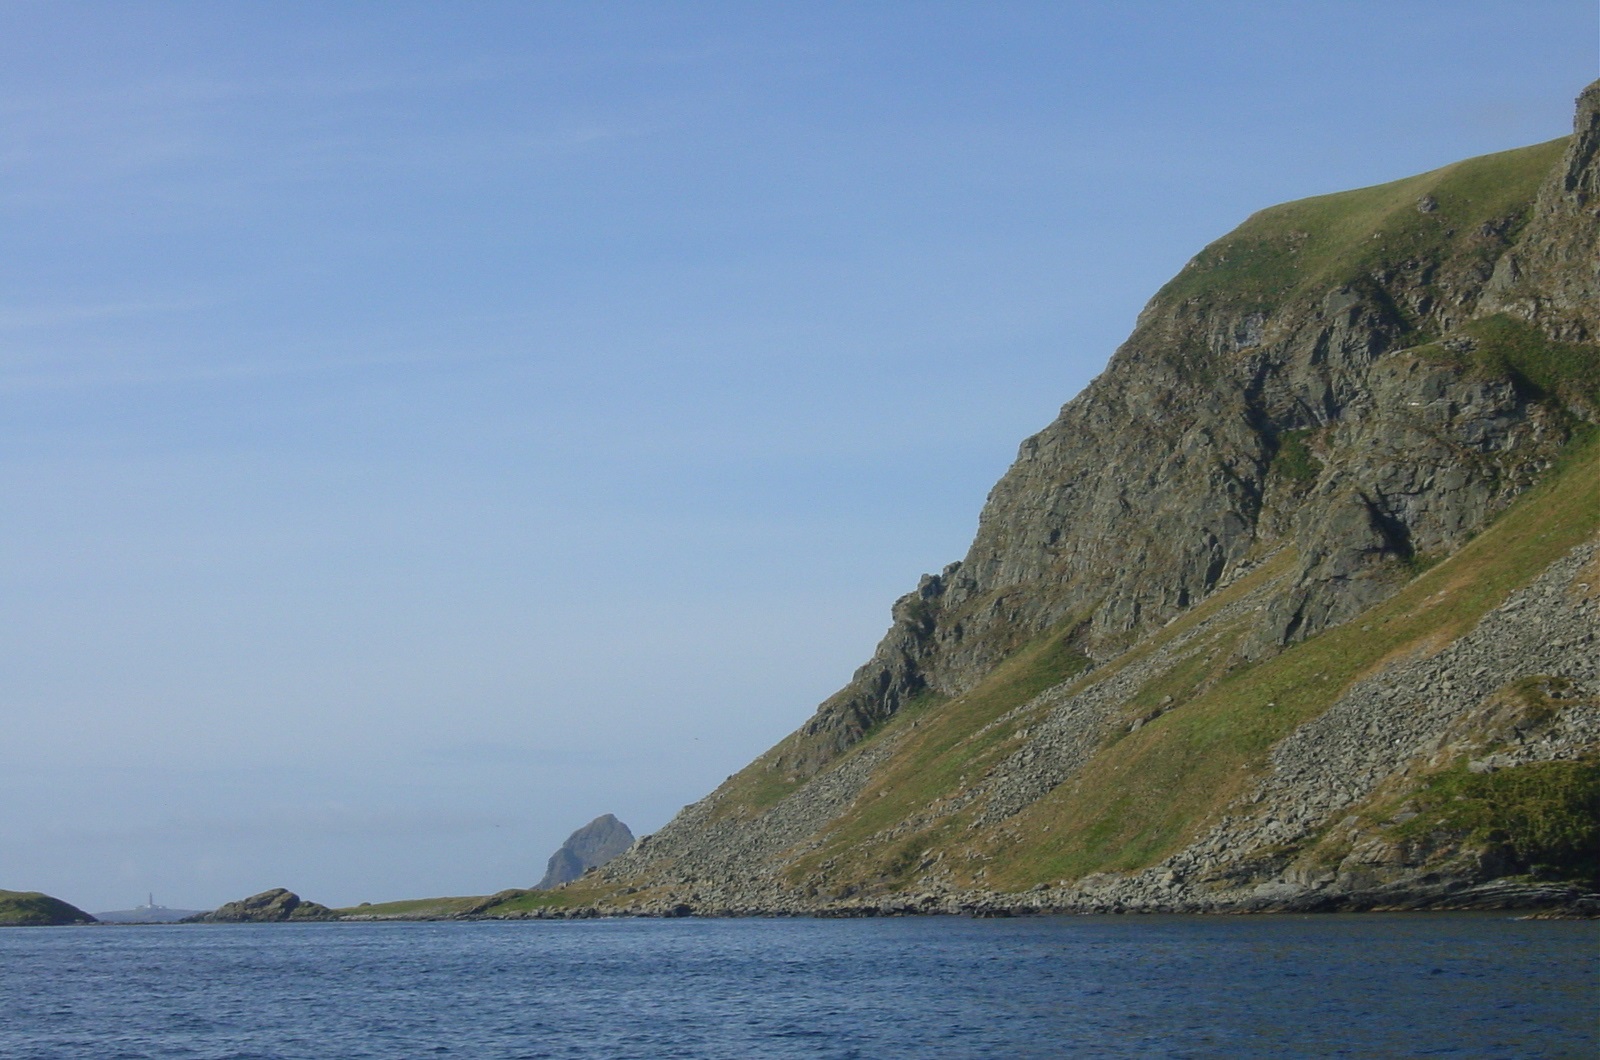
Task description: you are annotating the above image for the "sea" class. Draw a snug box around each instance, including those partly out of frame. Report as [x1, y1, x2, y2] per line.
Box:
[1, 913, 1594, 1059]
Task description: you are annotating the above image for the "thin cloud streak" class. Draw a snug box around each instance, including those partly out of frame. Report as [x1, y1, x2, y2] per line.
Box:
[0, 298, 205, 330]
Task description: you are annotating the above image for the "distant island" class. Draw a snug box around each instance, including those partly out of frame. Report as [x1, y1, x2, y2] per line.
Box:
[96, 894, 208, 924]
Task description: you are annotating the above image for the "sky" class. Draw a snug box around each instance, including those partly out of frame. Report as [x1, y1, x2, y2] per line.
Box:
[3, 1, 1596, 914]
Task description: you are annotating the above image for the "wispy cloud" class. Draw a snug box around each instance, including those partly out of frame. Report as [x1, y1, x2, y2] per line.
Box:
[19, 803, 522, 847]
[0, 298, 202, 330]
[0, 56, 645, 197]
[0, 293, 553, 393]
[0, 343, 479, 394]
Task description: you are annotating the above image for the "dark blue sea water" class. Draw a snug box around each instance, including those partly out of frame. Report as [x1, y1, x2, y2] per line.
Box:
[1, 914, 1594, 1058]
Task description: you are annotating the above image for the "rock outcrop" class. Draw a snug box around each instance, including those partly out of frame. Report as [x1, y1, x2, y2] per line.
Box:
[1481, 79, 1600, 346]
[485, 82, 1600, 920]
[536, 814, 634, 889]
[186, 888, 338, 923]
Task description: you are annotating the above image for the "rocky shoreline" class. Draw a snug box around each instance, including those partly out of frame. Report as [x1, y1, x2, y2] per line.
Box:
[443, 877, 1600, 920]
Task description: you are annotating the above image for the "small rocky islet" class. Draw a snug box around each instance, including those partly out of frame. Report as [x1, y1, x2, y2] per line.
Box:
[183, 888, 340, 924]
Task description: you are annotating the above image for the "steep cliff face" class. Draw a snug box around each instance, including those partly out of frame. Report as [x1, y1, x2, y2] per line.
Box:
[784, 123, 1589, 776]
[512, 83, 1599, 918]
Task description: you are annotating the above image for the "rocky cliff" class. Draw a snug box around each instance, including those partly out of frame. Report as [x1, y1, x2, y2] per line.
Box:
[500, 82, 1600, 918]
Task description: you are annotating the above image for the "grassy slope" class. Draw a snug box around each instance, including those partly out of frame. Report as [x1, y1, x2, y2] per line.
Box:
[765, 566, 1292, 892]
[333, 896, 488, 918]
[0, 889, 95, 926]
[1393, 758, 1600, 881]
[1158, 138, 1566, 320]
[337, 886, 599, 918]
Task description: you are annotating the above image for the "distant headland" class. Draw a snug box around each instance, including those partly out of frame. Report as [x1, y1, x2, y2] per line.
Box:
[0, 889, 96, 926]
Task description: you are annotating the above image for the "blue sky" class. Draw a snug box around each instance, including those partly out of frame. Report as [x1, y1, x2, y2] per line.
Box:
[3, 2, 1595, 912]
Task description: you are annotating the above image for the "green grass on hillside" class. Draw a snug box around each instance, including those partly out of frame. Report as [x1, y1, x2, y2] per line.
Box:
[979, 431, 1600, 889]
[478, 886, 595, 915]
[0, 889, 94, 926]
[333, 895, 487, 918]
[711, 692, 947, 821]
[1157, 138, 1565, 320]
[337, 888, 594, 919]
[1398, 758, 1600, 883]
[765, 555, 1299, 891]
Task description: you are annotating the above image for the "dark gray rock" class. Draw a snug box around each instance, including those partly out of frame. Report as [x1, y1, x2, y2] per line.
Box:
[772, 95, 1593, 778]
[1480, 80, 1600, 348]
[535, 814, 634, 889]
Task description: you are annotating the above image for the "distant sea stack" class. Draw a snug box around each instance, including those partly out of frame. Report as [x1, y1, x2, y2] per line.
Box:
[185, 888, 338, 923]
[536, 814, 634, 888]
[0, 889, 96, 926]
